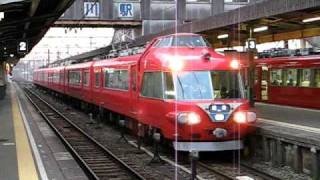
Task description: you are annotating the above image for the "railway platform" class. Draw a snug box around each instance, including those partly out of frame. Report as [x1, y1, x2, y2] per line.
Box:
[250, 102, 320, 179]
[0, 81, 87, 180]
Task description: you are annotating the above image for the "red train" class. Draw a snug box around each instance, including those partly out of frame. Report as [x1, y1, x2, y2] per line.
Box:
[33, 33, 256, 152]
[255, 55, 320, 109]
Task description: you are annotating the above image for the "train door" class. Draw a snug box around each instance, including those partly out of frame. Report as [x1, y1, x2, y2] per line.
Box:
[261, 65, 268, 100]
[92, 68, 101, 105]
[130, 65, 138, 118]
[254, 68, 260, 100]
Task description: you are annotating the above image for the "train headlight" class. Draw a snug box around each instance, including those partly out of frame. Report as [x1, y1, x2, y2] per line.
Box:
[230, 59, 240, 69]
[177, 112, 201, 125]
[187, 113, 201, 125]
[177, 113, 188, 124]
[234, 111, 246, 124]
[214, 113, 225, 121]
[169, 59, 184, 72]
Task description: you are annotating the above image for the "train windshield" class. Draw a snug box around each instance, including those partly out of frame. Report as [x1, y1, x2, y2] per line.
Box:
[164, 71, 244, 100]
[155, 36, 211, 47]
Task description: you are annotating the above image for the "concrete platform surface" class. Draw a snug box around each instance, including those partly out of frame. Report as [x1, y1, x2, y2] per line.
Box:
[254, 102, 320, 148]
[256, 102, 320, 129]
[0, 82, 88, 180]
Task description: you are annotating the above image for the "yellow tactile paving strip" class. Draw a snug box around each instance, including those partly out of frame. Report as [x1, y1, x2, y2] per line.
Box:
[11, 87, 39, 180]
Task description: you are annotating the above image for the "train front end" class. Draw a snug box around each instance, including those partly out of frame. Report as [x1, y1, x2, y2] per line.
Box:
[151, 34, 256, 151]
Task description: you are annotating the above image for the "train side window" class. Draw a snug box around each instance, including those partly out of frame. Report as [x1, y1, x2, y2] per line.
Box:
[104, 69, 129, 90]
[95, 72, 100, 87]
[270, 69, 282, 86]
[254, 69, 258, 85]
[141, 72, 163, 99]
[68, 70, 81, 86]
[60, 71, 64, 84]
[298, 69, 311, 87]
[83, 71, 90, 87]
[314, 69, 320, 88]
[48, 73, 53, 83]
[53, 73, 59, 83]
[284, 69, 297, 86]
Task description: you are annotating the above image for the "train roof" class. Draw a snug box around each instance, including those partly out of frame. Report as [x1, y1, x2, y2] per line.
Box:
[64, 61, 94, 70]
[93, 54, 140, 67]
[257, 55, 320, 63]
[256, 55, 320, 68]
[156, 33, 201, 39]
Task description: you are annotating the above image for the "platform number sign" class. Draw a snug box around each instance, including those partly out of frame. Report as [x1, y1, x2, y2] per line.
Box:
[17, 40, 28, 54]
[119, 3, 133, 18]
[247, 38, 256, 50]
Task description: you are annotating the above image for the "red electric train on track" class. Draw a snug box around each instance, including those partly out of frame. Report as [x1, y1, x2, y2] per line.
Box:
[33, 33, 256, 152]
[255, 55, 320, 109]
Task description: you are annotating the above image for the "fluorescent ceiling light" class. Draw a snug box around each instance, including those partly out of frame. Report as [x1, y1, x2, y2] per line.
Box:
[302, 17, 320, 23]
[253, 26, 268, 33]
[0, 12, 4, 21]
[217, 34, 229, 39]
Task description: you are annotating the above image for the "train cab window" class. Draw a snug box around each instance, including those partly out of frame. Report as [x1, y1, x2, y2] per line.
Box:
[154, 37, 171, 47]
[211, 71, 242, 99]
[68, 71, 81, 86]
[141, 72, 163, 98]
[164, 72, 175, 99]
[172, 36, 210, 47]
[270, 69, 282, 86]
[298, 69, 311, 87]
[314, 69, 320, 88]
[104, 69, 129, 90]
[83, 71, 90, 87]
[95, 72, 100, 87]
[163, 71, 243, 100]
[132, 69, 137, 91]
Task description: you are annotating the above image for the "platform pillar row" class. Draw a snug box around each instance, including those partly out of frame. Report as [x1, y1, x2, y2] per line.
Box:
[310, 147, 320, 180]
[0, 61, 6, 100]
[293, 145, 303, 173]
[276, 139, 284, 166]
[262, 136, 270, 162]
[270, 139, 278, 167]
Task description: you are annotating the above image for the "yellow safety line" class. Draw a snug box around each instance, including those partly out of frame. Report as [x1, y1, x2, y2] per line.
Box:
[11, 87, 39, 180]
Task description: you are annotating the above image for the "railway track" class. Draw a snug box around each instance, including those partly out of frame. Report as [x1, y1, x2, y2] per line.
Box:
[24, 87, 146, 180]
[24, 84, 285, 180]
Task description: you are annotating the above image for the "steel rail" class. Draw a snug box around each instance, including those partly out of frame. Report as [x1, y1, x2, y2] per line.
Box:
[240, 162, 282, 180]
[197, 162, 234, 180]
[198, 160, 282, 180]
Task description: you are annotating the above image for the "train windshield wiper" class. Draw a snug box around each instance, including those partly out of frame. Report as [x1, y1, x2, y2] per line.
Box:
[176, 76, 185, 100]
[191, 72, 203, 99]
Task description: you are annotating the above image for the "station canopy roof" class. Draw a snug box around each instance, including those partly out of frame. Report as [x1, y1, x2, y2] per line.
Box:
[52, 0, 320, 65]
[0, 0, 74, 63]
[134, 0, 320, 48]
